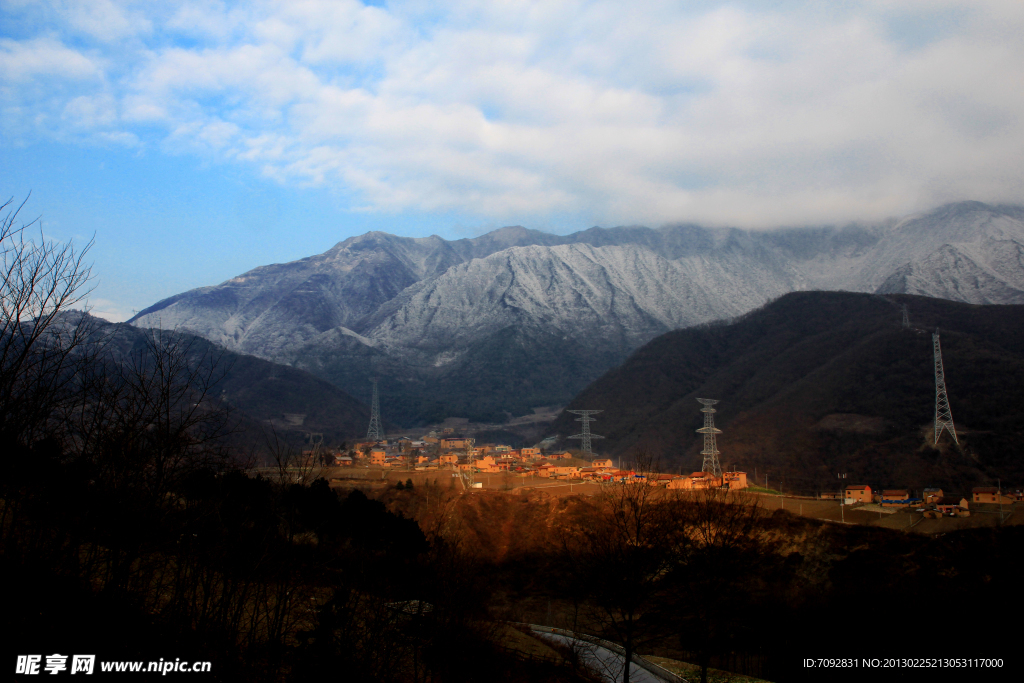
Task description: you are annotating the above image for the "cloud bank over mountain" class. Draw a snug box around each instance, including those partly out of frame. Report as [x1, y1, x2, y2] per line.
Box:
[3, 1, 1024, 228]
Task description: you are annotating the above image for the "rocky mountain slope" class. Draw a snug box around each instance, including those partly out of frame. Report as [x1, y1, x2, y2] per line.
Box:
[131, 201, 1024, 425]
[551, 291, 1024, 492]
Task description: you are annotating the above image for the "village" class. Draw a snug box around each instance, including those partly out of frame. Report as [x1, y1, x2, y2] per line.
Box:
[296, 429, 1023, 526]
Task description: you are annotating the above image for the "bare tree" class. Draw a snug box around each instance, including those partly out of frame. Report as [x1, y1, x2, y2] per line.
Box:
[263, 422, 323, 487]
[0, 195, 94, 445]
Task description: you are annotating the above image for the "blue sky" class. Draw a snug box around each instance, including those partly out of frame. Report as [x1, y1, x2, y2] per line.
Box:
[2, 1, 1023, 321]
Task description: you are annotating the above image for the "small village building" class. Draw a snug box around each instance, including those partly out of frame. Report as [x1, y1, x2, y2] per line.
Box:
[592, 458, 614, 469]
[844, 485, 872, 504]
[666, 475, 691, 489]
[335, 456, 354, 466]
[819, 491, 842, 500]
[688, 471, 722, 489]
[922, 488, 944, 503]
[552, 465, 581, 478]
[603, 470, 636, 483]
[881, 489, 913, 508]
[369, 448, 387, 466]
[668, 472, 721, 489]
[723, 471, 748, 489]
[972, 487, 1014, 504]
[521, 447, 540, 458]
[439, 453, 459, 467]
[441, 437, 474, 450]
[935, 497, 970, 516]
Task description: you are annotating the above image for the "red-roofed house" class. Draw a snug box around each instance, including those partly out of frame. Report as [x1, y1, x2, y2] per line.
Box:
[844, 485, 872, 503]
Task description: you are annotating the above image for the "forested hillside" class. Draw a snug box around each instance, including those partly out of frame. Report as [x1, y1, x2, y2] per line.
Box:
[95, 317, 372, 447]
[553, 292, 1024, 493]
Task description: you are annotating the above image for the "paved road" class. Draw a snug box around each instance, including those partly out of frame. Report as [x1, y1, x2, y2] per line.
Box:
[530, 630, 674, 683]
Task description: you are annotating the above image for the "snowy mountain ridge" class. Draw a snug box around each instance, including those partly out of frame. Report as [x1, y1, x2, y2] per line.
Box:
[131, 201, 1024, 424]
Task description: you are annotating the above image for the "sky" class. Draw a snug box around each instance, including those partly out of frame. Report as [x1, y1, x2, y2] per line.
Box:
[1, 0, 1023, 321]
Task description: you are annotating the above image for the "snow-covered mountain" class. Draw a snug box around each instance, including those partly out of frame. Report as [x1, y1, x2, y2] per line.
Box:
[131, 201, 1024, 425]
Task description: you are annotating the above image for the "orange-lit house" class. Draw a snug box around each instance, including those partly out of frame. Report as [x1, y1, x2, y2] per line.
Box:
[880, 489, 912, 508]
[668, 472, 722, 490]
[844, 485, 872, 503]
[723, 471, 747, 489]
[935, 497, 970, 516]
[972, 487, 1014, 504]
[440, 436, 474, 450]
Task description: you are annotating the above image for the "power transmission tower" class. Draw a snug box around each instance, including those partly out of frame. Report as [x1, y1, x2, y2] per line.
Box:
[932, 330, 958, 445]
[902, 305, 909, 329]
[568, 410, 603, 455]
[366, 376, 383, 442]
[696, 398, 723, 477]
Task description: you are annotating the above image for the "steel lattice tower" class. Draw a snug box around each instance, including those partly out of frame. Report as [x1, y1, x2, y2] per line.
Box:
[696, 398, 723, 477]
[932, 331, 958, 445]
[568, 410, 604, 455]
[902, 305, 910, 330]
[366, 377, 383, 441]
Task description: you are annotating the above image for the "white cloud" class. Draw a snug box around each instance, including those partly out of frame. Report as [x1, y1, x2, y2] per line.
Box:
[2, 0, 1024, 226]
[0, 36, 101, 81]
[63, 93, 118, 127]
[86, 298, 131, 323]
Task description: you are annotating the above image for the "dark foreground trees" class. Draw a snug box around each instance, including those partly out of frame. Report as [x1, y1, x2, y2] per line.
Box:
[562, 453, 681, 683]
[562, 452, 771, 683]
[668, 487, 771, 683]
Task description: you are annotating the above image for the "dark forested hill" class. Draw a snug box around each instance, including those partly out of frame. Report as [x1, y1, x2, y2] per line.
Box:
[96, 318, 372, 446]
[551, 292, 1024, 494]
